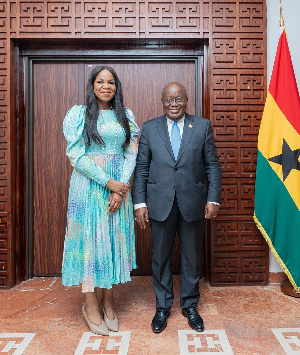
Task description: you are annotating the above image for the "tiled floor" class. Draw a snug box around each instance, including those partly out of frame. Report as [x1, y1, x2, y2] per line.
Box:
[1, 276, 300, 354]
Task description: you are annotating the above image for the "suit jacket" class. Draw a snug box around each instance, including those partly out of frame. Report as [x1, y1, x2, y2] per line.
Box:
[133, 113, 222, 222]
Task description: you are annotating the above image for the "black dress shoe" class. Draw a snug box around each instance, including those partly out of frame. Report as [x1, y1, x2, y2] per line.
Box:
[151, 308, 170, 333]
[182, 304, 204, 332]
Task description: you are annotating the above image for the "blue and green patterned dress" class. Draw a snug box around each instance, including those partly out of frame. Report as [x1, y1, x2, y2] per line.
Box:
[62, 105, 140, 292]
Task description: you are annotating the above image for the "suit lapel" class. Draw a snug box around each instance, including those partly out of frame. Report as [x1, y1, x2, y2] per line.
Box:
[156, 115, 175, 159]
[177, 114, 195, 162]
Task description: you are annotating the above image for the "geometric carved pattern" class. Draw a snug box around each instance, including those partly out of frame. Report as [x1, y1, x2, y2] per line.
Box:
[213, 108, 263, 142]
[217, 143, 258, 177]
[220, 179, 255, 213]
[8, 1, 266, 38]
[208, 0, 267, 286]
[0, 0, 8, 288]
[212, 72, 265, 104]
[213, 216, 266, 250]
[2, 0, 268, 287]
[213, 253, 267, 284]
[213, 36, 264, 68]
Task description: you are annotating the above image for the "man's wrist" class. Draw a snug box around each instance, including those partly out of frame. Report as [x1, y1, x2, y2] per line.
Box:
[207, 201, 219, 206]
[134, 203, 147, 210]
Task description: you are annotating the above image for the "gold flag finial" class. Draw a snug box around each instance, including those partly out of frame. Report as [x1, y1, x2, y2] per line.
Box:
[279, 0, 285, 29]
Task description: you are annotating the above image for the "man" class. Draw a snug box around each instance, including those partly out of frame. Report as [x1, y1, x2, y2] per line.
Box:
[133, 82, 222, 333]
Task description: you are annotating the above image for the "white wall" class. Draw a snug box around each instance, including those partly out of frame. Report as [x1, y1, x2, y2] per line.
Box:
[266, 0, 300, 272]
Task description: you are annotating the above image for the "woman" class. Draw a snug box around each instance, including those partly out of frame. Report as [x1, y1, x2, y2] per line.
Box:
[62, 65, 140, 335]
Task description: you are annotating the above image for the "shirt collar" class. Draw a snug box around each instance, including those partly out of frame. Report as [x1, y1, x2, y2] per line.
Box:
[166, 115, 185, 127]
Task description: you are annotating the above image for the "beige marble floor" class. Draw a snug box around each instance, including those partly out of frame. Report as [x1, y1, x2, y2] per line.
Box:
[0, 276, 300, 354]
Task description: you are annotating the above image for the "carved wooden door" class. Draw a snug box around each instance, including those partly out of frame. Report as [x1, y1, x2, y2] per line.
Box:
[32, 57, 200, 276]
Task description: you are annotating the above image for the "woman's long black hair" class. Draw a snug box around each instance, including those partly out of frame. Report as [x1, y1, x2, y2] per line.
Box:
[84, 65, 131, 148]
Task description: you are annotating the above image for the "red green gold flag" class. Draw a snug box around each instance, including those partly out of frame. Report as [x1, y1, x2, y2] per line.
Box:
[254, 30, 300, 291]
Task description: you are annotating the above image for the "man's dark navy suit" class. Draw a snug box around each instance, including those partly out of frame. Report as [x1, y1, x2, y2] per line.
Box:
[134, 113, 222, 309]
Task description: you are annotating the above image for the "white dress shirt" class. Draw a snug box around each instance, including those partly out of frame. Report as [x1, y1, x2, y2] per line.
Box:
[167, 115, 185, 139]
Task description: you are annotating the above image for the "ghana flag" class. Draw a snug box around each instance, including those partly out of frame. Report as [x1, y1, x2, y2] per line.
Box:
[254, 30, 300, 291]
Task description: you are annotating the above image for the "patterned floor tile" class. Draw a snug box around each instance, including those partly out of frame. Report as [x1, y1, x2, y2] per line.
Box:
[178, 329, 233, 354]
[272, 328, 300, 354]
[0, 333, 35, 355]
[74, 331, 130, 355]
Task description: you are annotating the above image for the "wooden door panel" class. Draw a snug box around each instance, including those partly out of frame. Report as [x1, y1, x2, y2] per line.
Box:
[33, 59, 197, 275]
[33, 62, 78, 274]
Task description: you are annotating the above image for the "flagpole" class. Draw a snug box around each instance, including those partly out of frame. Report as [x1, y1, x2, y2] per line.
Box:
[279, 0, 285, 29]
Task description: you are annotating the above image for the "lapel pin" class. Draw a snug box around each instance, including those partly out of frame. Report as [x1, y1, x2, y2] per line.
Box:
[188, 124, 193, 128]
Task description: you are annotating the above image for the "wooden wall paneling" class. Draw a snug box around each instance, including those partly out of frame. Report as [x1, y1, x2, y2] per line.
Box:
[0, 0, 11, 287]
[7, 40, 17, 287]
[1, 0, 268, 288]
[209, 2, 268, 285]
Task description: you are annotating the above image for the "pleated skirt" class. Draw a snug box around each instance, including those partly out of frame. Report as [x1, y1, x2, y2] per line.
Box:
[62, 153, 137, 292]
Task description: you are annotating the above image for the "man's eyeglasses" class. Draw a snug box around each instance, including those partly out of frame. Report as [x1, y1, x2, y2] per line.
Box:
[164, 97, 186, 105]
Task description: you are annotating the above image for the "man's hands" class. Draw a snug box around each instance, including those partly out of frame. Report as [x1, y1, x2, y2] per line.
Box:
[205, 202, 219, 219]
[134, 207, 149, 229]
[106, 179, 219, 219]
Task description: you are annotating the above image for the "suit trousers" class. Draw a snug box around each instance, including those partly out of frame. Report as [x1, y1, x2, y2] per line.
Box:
[150, 196, 205, 310]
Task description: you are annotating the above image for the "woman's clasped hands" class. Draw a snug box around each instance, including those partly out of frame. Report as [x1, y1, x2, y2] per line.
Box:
[106, 179, 130, 213]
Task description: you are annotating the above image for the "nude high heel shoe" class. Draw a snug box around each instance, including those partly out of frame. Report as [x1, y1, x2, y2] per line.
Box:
[102, 307, 119, 332]
[82, 303, 109, 336]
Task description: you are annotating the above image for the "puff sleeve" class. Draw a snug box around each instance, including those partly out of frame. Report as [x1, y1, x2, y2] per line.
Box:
[63, 105, 111, 186]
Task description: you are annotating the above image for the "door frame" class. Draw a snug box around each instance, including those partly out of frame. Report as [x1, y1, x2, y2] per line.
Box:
[23, 40, 209, 279]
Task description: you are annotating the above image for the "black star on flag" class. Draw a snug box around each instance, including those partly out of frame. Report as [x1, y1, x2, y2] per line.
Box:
[268, 139, 300, 181]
